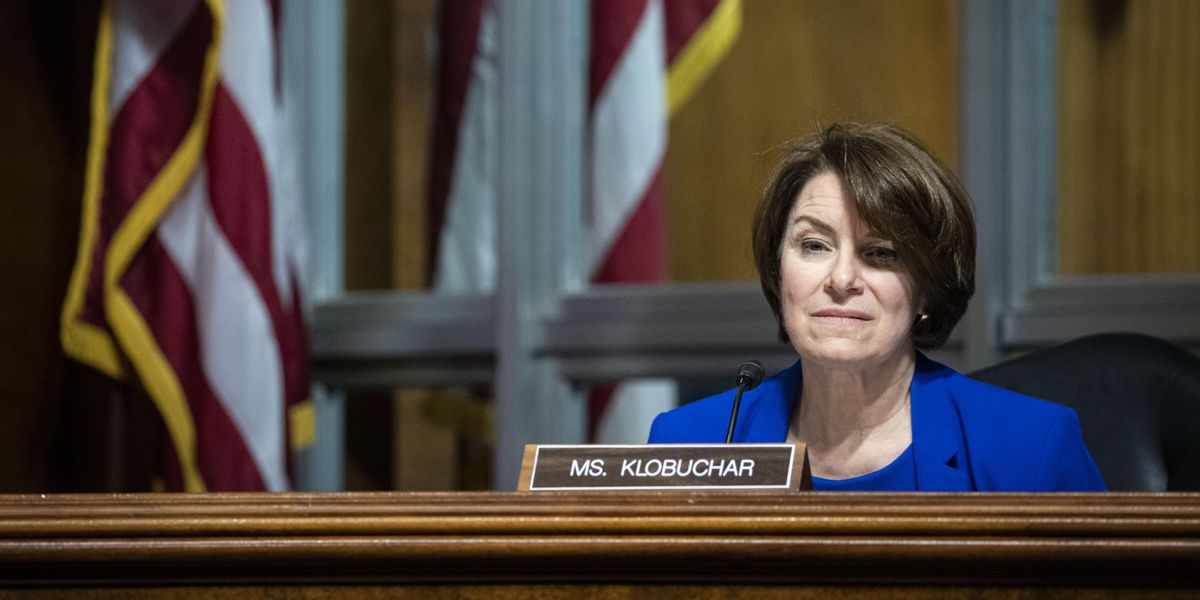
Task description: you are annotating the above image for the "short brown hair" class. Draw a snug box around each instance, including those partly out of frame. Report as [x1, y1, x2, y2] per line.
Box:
[752, 123, 975, 349]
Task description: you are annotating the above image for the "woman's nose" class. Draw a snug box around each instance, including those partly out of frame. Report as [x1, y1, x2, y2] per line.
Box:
[825, 251, 863, 295]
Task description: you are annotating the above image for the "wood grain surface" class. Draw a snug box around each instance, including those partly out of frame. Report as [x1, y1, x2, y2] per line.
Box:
[0, 491, 1196, 592]
[1058, 0, 1200, 275]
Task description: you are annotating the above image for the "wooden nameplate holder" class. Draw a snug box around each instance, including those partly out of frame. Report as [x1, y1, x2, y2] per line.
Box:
[518, 442, 811, 491]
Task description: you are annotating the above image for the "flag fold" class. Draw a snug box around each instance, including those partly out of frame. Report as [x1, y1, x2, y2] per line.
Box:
[61, 0, 310, 492]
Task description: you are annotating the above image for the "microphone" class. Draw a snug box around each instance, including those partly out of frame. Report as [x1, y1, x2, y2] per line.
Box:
[724, 360, 764, 443]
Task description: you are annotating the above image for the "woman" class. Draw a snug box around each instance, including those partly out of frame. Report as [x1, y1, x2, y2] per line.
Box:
[648, 123, 1105, 491]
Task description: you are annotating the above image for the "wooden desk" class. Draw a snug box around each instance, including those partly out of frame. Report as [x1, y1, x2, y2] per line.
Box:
[0, 492, 1197, 597]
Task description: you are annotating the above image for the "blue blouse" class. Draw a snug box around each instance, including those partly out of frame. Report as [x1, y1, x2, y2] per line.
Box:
[812, 444, 917, 491]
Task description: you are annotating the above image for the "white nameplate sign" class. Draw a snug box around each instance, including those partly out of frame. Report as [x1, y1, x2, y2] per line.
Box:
[518, 443, 810, 491]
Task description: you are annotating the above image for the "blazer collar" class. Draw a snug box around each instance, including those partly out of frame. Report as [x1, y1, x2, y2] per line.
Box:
[911, 353, 971, 491]
[737, 360, 800, 443]
[738, 354, 971, 491]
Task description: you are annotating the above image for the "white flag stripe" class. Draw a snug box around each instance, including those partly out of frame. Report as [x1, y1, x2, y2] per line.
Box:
[219, 0, 298, 308]
[219, 0, 274, 137]
[589, 0, 667, 273]
[271, 101, 306, 310]
[61, 0, 308, 491]
[435, 4, 499, 294]
[110, 0, 197, 116]
[594, 379, 677, 444]
[158, 164, 288, 491]
[590, 0, 678, 444]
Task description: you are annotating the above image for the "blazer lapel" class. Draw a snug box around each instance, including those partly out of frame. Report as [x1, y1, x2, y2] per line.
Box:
[733, 356, 972, 490]
[738, 360, 801, 443]
[911, 354, 972, 491]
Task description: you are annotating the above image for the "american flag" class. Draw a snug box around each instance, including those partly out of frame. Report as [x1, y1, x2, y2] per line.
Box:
[430, 0, 740, 444]
[60, 0, 309, 491]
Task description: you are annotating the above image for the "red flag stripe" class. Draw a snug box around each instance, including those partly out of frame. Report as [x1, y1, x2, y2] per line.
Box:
[593, 165, 666, 283]
[427, 0, 487, 284]
[204, 86, 276, 314]
[663, 0, 722, 61]
[204, 84, 306, 420]
[102, 0, 225, 492]
[217, 0, 309, 470]
[68, 3, 220, 486]
[587, 1, 738, 443]
[587, 382, 618, 442]
[123, 237, 267, 491]
[78, 4, 213, 332]
[589, 0, 651, 108]
[587, 0, 669, 442]
[104, 4, 209, 216]
[665, 0, 740, 116]
[63, 0, 307, 490]
[267, 0, 283, 98]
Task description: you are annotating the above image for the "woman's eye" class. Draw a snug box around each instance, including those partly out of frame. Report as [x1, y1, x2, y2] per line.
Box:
[864, 246, 897, 261]
[800, 239, 829, 254]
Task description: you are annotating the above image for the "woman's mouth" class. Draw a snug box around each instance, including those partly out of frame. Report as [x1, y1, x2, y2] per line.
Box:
[810, 309, 873, 325]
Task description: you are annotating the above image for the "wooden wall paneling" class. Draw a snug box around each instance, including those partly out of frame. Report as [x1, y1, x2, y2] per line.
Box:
[1150, 0, 1199, 273]
[344, 1, 456, 492]
[1130, 1, 1153, 272]
[0, 1, 149, 493]
[389, 0, 467, 491]
[0, 2, 79, 492]
[665, 0, 958, 282]
[394, 388, 458, 490]
[1188, 0, 1200, 269]
[1058, 0, 1200, 275]
[1169, 0, 1200, 270]
[343, 0, 395, 291]
[1056, 0, 1099, 275]
[392, 0, 433, 291]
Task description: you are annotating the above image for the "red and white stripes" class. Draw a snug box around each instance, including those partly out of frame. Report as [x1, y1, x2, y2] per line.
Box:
[589, 0, 668, 284]
[430, 0, 739, 445]
[62, 0, 308, 491]
[429, 0, 496, 293]
[588, 0, 741, 443]
[587, 0, 673, 444]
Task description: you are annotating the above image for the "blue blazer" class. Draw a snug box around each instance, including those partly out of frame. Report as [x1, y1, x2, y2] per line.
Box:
[648, 354, 1106, 491]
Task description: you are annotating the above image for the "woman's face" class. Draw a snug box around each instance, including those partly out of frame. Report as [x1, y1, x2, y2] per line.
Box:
[780, 172, 919, 369]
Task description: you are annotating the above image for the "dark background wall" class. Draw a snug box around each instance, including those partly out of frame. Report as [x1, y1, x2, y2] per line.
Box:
[0, 1, 155, 492]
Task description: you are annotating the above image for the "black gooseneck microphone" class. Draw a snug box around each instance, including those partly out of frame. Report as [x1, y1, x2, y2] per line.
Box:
[724, 359, 765, 443]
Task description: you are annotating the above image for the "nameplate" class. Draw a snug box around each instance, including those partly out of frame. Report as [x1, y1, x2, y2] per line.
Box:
[518, 443, 809, 491]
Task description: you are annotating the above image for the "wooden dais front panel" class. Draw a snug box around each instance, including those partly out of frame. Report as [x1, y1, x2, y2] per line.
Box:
[0, 492, 1197, 597]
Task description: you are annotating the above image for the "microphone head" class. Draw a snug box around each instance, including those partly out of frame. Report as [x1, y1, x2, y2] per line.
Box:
[735, 359, 765, 391]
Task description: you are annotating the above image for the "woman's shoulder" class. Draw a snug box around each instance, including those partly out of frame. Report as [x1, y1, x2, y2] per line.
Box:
[942, 367, 1073, 420]
[924, 359, 1105, 491]
[648, 361, 802, 444]
[932, 362, 1081, 444]
[647, 388, 736, 443]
